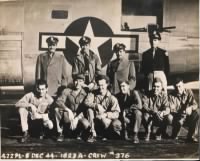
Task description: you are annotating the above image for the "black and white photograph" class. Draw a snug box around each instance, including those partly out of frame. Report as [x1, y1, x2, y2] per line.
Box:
[0, 0, 199, 160]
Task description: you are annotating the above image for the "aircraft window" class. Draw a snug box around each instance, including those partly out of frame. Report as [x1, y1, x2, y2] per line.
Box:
[121, 0, 163, 31]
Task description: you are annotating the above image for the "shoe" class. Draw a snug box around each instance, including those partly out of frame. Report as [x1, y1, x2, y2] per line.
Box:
[102, 137, 107, 141]
[20, 131, 30, 143]
[123, 130, 130, 140]
[186, 137, 198, 143]
[155, 135, 162, 141]
[145, 133, 150, 142]
[87, 135, 96, 143]
[39, 133, 45, 140]
[57, 133, 64, 142]
[133, 134, 139, 144]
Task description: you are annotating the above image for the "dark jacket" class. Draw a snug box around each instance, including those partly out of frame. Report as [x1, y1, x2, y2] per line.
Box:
[115, 90, 142, 113]
[141, 47, 170, 76]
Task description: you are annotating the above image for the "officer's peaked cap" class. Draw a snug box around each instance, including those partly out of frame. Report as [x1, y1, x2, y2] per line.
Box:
[79, 36, 91, 46]
[113, 43, 126, 52]
[150, 30, 161, 40]
[46, 36, 59, 45]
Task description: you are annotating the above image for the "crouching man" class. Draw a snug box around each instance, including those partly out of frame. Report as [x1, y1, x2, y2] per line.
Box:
[55, 74, 93, 142]
[115, 80, 142, 143]
[15, 79, 54, 143]
[168, 77, 199, 142]
[84, 75, 122, 140]
[142, 78, 170, 141]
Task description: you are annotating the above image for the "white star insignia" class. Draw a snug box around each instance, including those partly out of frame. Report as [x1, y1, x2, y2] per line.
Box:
[67, 20, 110, 65]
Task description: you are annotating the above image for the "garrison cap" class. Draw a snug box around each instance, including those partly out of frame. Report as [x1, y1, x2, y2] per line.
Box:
[150, 30, 161, 40]
[113, 43, 126, 52]
[46, 36, 59, 45]
[79, 36, 91, 46]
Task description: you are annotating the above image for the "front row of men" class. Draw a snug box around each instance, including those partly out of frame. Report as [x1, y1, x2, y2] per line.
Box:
[15, 75, 199, 143]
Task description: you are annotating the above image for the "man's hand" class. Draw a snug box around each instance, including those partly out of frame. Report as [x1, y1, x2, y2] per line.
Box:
[156, 111, 164, 121]
[28, 104, 37, 112]
[185, 107, 192, 116]
[87, 83, 95, 90]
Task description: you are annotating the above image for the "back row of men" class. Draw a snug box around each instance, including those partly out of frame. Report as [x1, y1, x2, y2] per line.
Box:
[15, 31, 199, 143]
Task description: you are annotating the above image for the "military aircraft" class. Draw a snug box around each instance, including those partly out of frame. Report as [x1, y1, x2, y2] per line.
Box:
[0, 0, 198, 95]
[0, 1, 199, 159]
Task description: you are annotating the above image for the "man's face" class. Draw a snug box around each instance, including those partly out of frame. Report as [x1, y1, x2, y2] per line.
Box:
[48, 44, 57, 53]
[81, 43, 90, 54]
[151, 39, 160, 48]
[153, 82, 162, 95]
[175, 81, 185, 95]
[98, 79, 108, 94]
[120, 82, 130, 94]
[74, 79, 84, 90]
[36, 84, 48, 97]
[116, 49, 125, 60]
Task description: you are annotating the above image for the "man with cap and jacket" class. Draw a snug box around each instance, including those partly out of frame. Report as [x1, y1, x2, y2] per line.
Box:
[36, 36, 69, 96]
[107, 43, 136, 94]
[72, 36, 102, 91]
[141, 31, 170, 93]
[55, 74, 95, 142]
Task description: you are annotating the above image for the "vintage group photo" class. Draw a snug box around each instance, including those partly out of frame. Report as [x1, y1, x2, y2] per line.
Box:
[0, 0, 199, 160]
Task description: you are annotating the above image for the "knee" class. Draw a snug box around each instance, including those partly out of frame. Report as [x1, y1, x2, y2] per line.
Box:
[87, 108, 94, 118]
[134, 110, 142, 119]
[167, 114, 173, 125]
[54, 107, 59, 113]
[143, 112, 150, 122]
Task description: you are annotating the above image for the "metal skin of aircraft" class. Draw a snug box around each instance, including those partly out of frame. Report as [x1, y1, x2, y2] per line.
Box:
[0, 0, 199, 95]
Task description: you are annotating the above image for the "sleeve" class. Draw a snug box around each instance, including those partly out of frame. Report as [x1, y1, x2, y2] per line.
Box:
[128, 61, 136, 90]
[106, 96, 120, 119]
[187, 89, 198, 111]
[95, 55, 102, 76]
[72, 57, 79, 77]
[35, 55, 41, 80]
[15, 93, 32, 108]
[106, 63, 111, 79]
[142, 95, 151, 112]
[161, 94, 170, 115]
[141, 53, 147, 75]
[55, 89, 69, 110]
[130, 90, 142, 110]
[61, 56, 69, 86]
[164, 51, 170, 77]
[168, 94, 180, 113]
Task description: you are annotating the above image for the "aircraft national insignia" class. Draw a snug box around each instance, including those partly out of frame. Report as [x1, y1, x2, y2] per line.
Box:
[39, 17, 138, 67]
